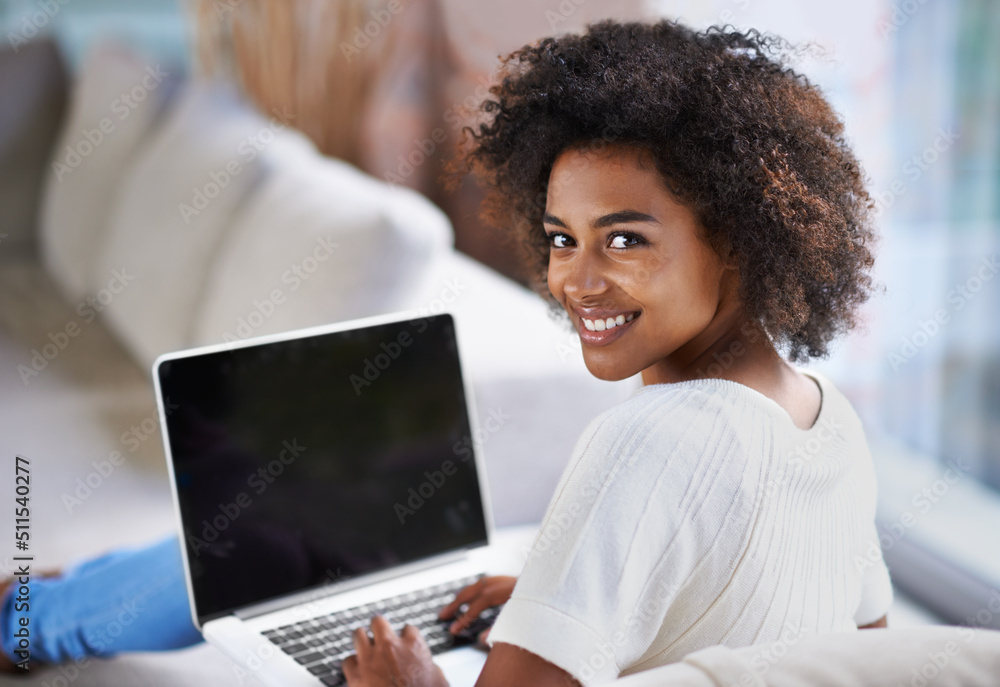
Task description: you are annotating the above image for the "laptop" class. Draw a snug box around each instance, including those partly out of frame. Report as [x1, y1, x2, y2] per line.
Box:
[153, 312, 496, 686]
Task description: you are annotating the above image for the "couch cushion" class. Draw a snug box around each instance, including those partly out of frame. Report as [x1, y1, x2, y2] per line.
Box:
[0, 37, 68, 258]
[89, 79, 277, 368]
[188, 128, 453, 350]
[38, 41, 177, 301]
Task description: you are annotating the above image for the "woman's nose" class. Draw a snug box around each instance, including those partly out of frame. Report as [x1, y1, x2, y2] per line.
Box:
[558, 250, 609, 300]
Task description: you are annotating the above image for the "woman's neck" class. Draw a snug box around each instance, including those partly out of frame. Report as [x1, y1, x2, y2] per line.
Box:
[640, 319, 822, 431]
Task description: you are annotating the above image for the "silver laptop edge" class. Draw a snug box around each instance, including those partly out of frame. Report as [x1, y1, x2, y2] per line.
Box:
[152, 309, 496, 634]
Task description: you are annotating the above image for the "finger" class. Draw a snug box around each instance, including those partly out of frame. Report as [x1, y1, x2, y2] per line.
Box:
[449, 596, 492, 634]
[371, 615, 396, 645]
[401, 623, 433, 657]
[482, 576, 516, 604]
[438, 580, 483, 619]
[477, 628, 490, 646]
[352, 626, 373, 660]
[401, 624, 423, 643]
[342, 655, 360, 683]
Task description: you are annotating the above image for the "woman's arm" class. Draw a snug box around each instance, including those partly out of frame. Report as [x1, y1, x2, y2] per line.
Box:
[475, 643, 580, 687]
[859, 614, 888, 629]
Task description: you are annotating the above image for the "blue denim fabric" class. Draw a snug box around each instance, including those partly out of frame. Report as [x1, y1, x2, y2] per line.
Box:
[1, 535, 201, 664]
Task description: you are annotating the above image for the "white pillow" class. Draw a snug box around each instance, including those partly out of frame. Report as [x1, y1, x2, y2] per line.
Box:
[189, 127, 453, 348]
[90, 79, 274, 368]
[39, 41, 176, 302]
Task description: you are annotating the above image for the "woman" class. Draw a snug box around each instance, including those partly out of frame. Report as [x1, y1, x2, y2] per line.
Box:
[342, 19, 890, 687]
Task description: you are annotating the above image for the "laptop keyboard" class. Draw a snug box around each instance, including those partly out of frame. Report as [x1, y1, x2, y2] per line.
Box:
[262, 574, 501, 686]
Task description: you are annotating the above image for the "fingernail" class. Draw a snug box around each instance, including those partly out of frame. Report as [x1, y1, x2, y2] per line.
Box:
[449, 622, 458, 633]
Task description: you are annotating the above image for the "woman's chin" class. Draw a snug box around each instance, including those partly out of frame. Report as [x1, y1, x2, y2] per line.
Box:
[581, 355, 638, 383]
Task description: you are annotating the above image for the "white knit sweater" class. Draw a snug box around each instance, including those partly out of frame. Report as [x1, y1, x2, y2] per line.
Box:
[488, 371, 893, 684]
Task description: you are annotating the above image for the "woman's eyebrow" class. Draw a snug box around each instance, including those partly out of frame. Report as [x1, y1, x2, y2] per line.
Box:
[542, 210, 658, 229]
[593, 210, 658, 228]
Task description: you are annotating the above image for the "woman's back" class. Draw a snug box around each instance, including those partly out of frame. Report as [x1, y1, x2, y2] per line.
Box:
[490, 372, 892, 681]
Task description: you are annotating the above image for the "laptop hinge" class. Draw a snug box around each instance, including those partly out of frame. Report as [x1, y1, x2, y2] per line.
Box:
[232, 550, 470, 621]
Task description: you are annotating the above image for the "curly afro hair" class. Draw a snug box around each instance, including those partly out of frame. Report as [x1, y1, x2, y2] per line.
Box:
[454, 19, 877, 361]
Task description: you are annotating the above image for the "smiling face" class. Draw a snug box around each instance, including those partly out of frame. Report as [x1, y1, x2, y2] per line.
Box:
[544, 144, 743, 382]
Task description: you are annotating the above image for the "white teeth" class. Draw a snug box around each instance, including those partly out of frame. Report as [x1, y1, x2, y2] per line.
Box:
[582, 313, 638, 332]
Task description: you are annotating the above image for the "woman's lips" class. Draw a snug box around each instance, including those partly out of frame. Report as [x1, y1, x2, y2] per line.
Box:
[576, 312, 639, 347]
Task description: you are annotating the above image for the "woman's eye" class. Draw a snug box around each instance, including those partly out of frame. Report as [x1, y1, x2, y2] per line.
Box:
[548, 233, 572, 248]
[609, 233, 642, 249]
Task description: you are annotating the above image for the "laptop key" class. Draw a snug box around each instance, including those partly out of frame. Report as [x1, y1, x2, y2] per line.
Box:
[308, 660, 339, 676]
[279, 641, 310, 655]
[294, 651, 327, 666]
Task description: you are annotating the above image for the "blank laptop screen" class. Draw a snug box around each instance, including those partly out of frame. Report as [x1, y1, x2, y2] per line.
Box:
[158, 315, 488, 623]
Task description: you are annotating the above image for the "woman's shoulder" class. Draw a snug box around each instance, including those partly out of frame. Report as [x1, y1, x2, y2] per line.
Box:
[540, 380, 770, 578]
[570, 379, 767, 474]
[591, 378, 765, 434]
[608, 370, 867, 445]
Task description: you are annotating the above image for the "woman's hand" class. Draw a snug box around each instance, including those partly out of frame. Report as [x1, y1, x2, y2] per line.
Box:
[342, 616, 449, 687]
[438, 575, 517, 637]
